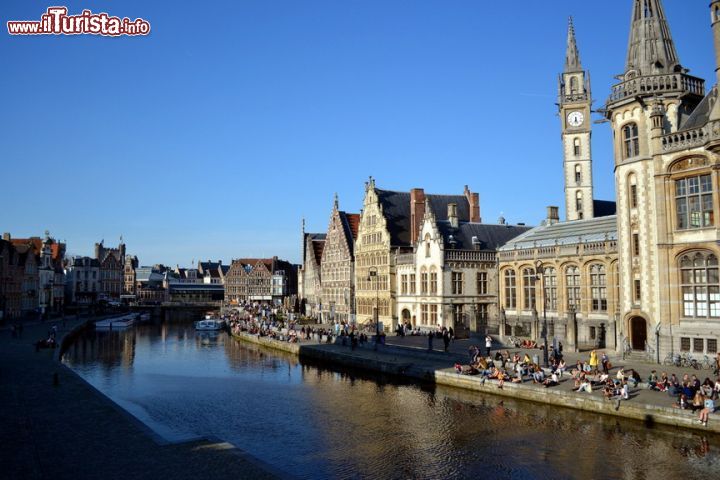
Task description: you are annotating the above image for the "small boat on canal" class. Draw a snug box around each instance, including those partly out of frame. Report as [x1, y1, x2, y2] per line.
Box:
[194, 318, 224, 331]
[95, 314, 136, 329]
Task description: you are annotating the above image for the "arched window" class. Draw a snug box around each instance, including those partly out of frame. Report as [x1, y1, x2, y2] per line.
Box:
[543, 267, 557, 310]
[503, 270, 517, 309]
[566, 266, 581, 310]
[522, 268, 536, 310]
[424, 233, 431, 258]
[590, 264, 607, 311]
[623, 123, 640, 158]
[575, 164, 582, 183]
[570, 76, 578, 95]
[573, 138, 581, 157]
[680, 252, 720, 318]
[420, 267, 428, 295]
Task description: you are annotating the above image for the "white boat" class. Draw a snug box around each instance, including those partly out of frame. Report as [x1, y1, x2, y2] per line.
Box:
[96, 315, 136, 329]
[194, 319, 224, 331]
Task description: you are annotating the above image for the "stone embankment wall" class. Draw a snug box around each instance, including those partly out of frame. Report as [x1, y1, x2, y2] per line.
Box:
[230, 332, 719, 433]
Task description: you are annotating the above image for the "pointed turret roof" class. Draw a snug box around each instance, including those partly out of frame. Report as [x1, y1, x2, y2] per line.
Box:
[565, 17, 582, 73]
[625, 0, 681, 76]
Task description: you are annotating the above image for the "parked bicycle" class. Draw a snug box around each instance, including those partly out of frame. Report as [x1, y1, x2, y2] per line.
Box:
[663, 352, 682, 367]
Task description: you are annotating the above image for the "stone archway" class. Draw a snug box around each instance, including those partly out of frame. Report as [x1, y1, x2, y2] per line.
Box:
[630, 316, 647, 351]
[401, 309, 410, 324]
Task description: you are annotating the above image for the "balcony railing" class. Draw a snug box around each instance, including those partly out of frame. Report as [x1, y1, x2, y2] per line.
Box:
[445, 250, 496, 262]
[608, 73, 705, 103]
[395, 253, 415, 265]
[662, 126, 711, 153]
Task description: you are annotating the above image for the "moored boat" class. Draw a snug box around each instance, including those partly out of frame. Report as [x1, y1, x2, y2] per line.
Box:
[95, 314, 136, 329]
[194, 318, 224, 331]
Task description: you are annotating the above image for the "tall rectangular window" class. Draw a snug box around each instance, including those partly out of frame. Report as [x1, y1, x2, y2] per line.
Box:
[630, 184, 638, 208]
[409, 274, 416, 294]
[632, 234, 640, 257]
[522, 268, 536, 310]
[566, 266, 581, 310]
[400, 274, 408, 295]
[421, 304, 428, 325]
[504, 270, 517, 309]
[452, 272, 464, 295]
[544, 268, 558, 310]
[676, 175, 714, 229]
[634, 279, 641, 303]
[421, 272, 428, 294]
[590, 265, 607, 311]
[430, 304, 438, 325]
[430, 271, 438, 294]
[476, 272, 488, 295]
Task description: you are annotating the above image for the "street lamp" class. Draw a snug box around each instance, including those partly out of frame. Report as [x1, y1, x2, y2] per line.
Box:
[368, 267, 379, 344]
[535, 260, 549, 367]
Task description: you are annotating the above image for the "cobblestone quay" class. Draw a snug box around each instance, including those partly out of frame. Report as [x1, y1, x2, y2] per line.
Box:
[0, 317, 284, 480]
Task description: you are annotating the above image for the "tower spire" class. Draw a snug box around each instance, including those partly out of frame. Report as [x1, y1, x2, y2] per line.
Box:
[625, 0, 681, 76]
[565, 16, 582, 73]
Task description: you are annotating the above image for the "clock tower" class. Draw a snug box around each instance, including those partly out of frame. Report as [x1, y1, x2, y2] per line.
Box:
[559, 17, 593, 221]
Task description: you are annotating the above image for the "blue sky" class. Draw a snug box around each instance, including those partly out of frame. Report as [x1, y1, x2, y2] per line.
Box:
[0, 1, 715, 266]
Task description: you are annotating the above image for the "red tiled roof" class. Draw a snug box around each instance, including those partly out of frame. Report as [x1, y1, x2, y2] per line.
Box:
[345, 213, 360, 240]
[11, 238, 64, 261]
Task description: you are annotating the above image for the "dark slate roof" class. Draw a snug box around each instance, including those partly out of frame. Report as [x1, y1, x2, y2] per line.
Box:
[499, 215, 617, 250]
[680, 86, 717, 131]
[593, 200, 617, 217]
[376, 189, 412, 246]
[304, 233, 326, 241]
[376, 189, 470, 247]
[436, 221, 533, 251]
[428, 194, 470, 223]
[312, 240, 325, 265]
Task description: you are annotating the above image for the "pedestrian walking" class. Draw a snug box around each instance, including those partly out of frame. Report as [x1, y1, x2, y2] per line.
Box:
[485, 335, 493, 357]
[601, 352, 609, 374]
[427, 330, 434, 352]
[443, 330, 450, 352]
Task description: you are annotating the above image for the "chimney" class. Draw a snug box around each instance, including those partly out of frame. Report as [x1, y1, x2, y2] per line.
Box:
[410, 188, 426, 244]
[448, 203, 459, 229]
[546, 206, 560, 225]
[2, 232, 10, 241]
[464, 185, 481, 223]
[498, 215, 506, 225]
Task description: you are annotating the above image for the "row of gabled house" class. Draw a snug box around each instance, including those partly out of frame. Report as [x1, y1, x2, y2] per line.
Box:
[299, 180, 530, 334]
[0, 232, 66, 320]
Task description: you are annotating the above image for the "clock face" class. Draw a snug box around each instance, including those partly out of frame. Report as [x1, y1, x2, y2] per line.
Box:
[567, 111, 584, 127]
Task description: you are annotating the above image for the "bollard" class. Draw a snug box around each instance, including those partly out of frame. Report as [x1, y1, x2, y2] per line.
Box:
[53, 372, 59, 387]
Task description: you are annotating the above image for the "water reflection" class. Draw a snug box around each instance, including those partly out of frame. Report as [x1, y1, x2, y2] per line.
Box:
[63, 321, 720, 480]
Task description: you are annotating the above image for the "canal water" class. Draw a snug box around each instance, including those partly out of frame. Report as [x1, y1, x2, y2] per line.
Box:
[62, 320, 720, 480]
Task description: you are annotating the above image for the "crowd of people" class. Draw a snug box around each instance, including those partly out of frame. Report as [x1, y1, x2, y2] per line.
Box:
[452, 342, 720, 426]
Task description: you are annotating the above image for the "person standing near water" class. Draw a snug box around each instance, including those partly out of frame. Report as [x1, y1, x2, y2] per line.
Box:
[428, 331, 434, 352]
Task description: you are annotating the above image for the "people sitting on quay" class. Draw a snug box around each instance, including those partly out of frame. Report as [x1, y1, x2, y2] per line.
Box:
[543, 372, 559, 388]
